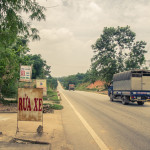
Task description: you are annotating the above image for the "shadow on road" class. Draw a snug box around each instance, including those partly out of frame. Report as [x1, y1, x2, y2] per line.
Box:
[111, 100, 150, 107]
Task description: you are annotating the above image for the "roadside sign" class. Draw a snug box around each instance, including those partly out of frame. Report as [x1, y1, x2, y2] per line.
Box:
[17, 88, 43, 121]
[36, 79, 47, 96]
[20, 65, 32, 82]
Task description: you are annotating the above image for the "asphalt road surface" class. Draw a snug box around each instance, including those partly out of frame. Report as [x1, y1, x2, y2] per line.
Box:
[59, 84, 150, 150]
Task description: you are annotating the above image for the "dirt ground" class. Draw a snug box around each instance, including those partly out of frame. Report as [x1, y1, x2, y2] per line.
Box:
[0, 106, 72, 150]
[87, 80, 105, 89]
[0, 103, 17, 112]
[86, 80, 108, 95]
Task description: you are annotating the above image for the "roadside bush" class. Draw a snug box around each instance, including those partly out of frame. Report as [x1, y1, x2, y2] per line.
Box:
[43, 103, 63, 110]
[51, 104, 63, 110]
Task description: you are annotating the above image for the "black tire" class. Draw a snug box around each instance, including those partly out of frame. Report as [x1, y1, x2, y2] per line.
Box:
[110, 93, 114, 101]
[122, 96, 129, 105]
[137, 101, 144, 105]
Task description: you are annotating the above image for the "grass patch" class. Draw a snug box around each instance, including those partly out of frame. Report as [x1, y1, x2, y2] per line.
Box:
[76, 82, 98, 92]
[51, 104, 63, 110]
[43, 97, 47, 100]
[45, 88, 60, 102]
[86, 88, 97, 91]
[43, 103, 63, 110]
[50, 96, 59, 101]
[43, 88, 63, 109]
[47, 90, 57, 97]
[75, 82, 90, 91]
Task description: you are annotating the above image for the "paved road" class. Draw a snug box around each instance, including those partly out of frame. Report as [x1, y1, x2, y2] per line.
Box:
[59, 85, 150, 150]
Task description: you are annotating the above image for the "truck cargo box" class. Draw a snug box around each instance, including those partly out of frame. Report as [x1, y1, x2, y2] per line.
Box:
[113, 70, 150, 91]
[108, 70, 150, 105]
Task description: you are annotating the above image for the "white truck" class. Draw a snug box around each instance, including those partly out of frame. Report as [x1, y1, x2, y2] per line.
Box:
[108, 70, 150, 105]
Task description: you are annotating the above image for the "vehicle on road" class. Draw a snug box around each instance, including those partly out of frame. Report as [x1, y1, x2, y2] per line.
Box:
[69, 84, 75, 91]
[108, 70, 150, 105]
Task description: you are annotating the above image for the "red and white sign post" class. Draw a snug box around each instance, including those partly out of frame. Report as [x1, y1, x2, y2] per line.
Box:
[20, 65, 32, 82]
[17, 88, 43, 133]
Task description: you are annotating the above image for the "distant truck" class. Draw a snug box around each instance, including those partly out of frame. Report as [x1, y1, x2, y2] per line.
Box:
[69, 84, 75, 91]
[108, 70, 150, 105]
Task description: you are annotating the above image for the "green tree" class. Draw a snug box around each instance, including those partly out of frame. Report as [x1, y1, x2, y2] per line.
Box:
[58, 71, 97, 90]
[47, 77, 58, 90]
[0, 36, 31, 97]
[24, 54, 51, 79]
[0, 0, 46, 47]
[0, 0, 46, 97]
[91, 26, 147, 83]
[0, 47, 19, 97]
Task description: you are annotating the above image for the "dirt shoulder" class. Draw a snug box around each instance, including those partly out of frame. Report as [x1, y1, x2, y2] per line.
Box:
[0, 108, 71, 150]
[0, 103, 17, 113]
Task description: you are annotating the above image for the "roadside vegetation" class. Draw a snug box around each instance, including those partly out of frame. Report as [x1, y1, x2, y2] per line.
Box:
[0, 0, 46, 99]
[0, 1, 62, 110]
[43, 88, 63, 110]
[0, 2, 148, 99]
[42, 78, 63, 110]
[58, 72, 106, 94]
[0, 78, 63, 110]
[59, 26, 148, 93]
[91, 26, 147, 85]
[58, 71, 97, 90]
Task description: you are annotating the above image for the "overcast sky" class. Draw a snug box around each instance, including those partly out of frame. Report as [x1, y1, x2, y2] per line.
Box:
[28, 0, 150, 77]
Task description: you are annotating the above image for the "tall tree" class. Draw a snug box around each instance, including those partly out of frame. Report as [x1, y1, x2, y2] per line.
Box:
[0, 1, 46, 97]
[91, 26, 147, 83]
[24, 54, 51, 79]
[0, 47, 19, 97]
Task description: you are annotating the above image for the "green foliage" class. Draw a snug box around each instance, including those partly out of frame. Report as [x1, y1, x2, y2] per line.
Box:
[19, 54, 51, 79]
[91, 26, 147, 83]
[46, 88, 59, 102]
[44, 88, 62, 109]
[30, 54, 51, 79]
[0, 99, 17, 105]
[75, 82, 90, 91]
[58, 72, 96, 90]
[0, 47, 19, 97]
[0, 42, 51, 97]
[51, 104, 63, 110]
[1, 79, 18, 98]
[47, 77, 58, 90]
[0, 0, 46, 47]
[0, 1, 46, 98]
[43, 103, 63, 110]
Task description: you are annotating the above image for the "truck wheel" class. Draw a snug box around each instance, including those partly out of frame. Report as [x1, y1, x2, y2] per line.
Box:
[137, 101, 144, 105]
[122, 96, 129, 105]
[110, 93, 114, 101]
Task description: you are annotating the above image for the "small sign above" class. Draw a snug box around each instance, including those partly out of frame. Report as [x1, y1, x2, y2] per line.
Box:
[20, 65, 32, 82]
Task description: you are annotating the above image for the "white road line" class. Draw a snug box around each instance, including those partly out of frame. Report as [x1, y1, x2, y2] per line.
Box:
[61, 92, 109, 150]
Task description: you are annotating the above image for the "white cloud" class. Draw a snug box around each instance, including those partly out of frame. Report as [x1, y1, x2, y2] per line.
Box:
[28, 0, 150, 77]
[40, 28, 73, 44]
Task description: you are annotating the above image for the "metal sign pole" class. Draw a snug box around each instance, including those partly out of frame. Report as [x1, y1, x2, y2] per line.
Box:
[42, 97, 44, 132]
[16, 80, 19, 134]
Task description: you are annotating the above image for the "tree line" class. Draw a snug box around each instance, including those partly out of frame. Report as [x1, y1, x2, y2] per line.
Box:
[0, 0, 57, 98]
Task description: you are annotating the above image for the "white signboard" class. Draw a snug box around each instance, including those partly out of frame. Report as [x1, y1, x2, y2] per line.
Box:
[20, 65, 32, 82]
[17, 88, 43, 121]
[36, 79, 47, 96]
